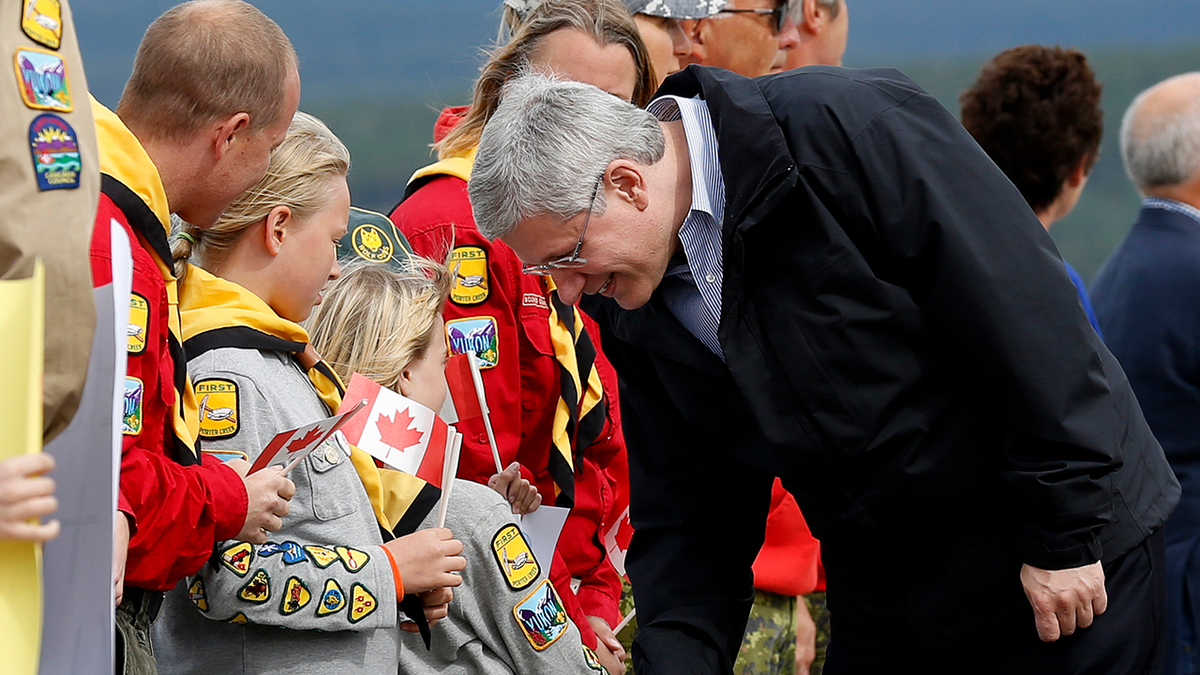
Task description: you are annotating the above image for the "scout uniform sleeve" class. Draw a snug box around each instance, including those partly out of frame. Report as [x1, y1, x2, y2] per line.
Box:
[186, 370, 398, 631]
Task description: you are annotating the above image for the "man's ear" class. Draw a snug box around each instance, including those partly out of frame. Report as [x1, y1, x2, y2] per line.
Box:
[608, 160, 650, 211]
[801, 0, 825, 35]
[1068, 158, 1090, 188]
[262, 205, 292, 256]
[682, 18, 707, 60]
[212, 112, 252, 161]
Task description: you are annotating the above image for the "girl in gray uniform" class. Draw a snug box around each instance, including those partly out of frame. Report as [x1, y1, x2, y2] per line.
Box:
[311, 263, 606, 674]
[152, 112, 467, 675]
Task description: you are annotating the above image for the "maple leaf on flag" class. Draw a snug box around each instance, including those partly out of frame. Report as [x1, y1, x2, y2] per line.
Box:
[287, 427, 324, 455]
[376, 408, 425, 452]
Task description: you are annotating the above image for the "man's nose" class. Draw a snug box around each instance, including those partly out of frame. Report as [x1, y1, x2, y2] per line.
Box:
[551, 270, 586, 304]
[778, 16, 801, 50]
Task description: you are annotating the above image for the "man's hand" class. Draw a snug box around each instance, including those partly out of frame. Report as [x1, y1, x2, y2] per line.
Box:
[487, 462, 542, 515]
[795, 596, 817, 675]
[588, 616, 626, 675]
[1020, 561, 1107, 642]
[114, 512, 131, 607]
[0, 453, 59, 542]
[401, 587, 454, 633]
[228, 460, 295, 544]
[382, 527, 466, 595]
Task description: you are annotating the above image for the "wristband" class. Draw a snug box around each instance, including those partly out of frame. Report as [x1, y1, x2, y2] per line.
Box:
[380, 545, 405, 601]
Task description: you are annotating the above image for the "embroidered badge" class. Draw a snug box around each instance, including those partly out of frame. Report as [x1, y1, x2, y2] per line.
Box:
[491, 524, 540, 591]
[14, 47, 71, 111]
[121, 377, 143, 436]
[227, 612, 249, 625]
[21, 0, 62, 49]
[125, 293, 148, 354]
[583, 645, 605, 672]
[220, 542, 254, 577]
[304, 545, 339, 569]
[445, 316, 499, 369]
[201, 449, 247, 463]
[348, 583, 378, 624]
[188, 578, 208, 612]
[350, 223, 394, 264]
[335, 546, 370, 573]
[522, 293, 549, 310]
[513, 579, 569, 651]
[28, 113, 79, 191]
[258, 543, 284, 557]
[281, 541, 307, 565]
[317, 579, 346, 617]
[196, 378, 239, 440]
[449, 246, 489, 305]
[238, 569, 271, 604]
[279, 577, 312, 615]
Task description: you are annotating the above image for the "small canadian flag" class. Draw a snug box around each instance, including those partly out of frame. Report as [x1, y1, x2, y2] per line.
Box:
[249, 399, 367, 475]
[337, 374, 453, 488]
[603, 506, 634, 578]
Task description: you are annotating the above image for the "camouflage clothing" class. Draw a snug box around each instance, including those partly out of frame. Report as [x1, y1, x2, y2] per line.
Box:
[804, 592, 829, 675]
[736, 590, 798, 675]
[617, 577, 638, 675]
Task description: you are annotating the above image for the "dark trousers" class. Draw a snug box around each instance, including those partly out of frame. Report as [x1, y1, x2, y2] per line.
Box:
[823, 528, 1166, 675]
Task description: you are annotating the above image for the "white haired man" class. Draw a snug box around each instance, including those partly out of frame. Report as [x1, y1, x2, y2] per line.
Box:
[783, 0, 846, 70]
[1090, 72, 1200, 675]
[466, 68, 1178, 674]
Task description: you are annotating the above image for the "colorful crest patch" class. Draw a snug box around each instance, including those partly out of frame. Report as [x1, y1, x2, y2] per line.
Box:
[227, 612, 249, 625]
[28, 114, 79, 191]
[14, 47, 71, 111]
[201, 449, 247, 463]
[513, 579, 569, 651]
[258, 542, 285, 557]
[491, 524, 540, 591]
[126, 293, 148, 353]
[445, 316, 499, 369]
[583, 645, 605, 672]
[335, 546, 370, 573]
[304, 545, 339, 569]
[220, 542, 254, 577]
[348, 583, 378, 624]
[21, 0, 62, 49]
[350, 223, 394, 264]
[279, 577, 312, 615]
[188, 578, 208, 612]
[449, 246, 489, 305]
[196, 378, 239, 440]
[281, 541, 307, 565]
[238, 569, 271, 604]
[122, 377, 143, 436]
[317, 579, 346, 617]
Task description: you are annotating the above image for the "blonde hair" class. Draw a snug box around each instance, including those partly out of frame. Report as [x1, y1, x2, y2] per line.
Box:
[308, 259, 453, 391]
[437, 0, 655, 160]
[172, 111, 350, 282]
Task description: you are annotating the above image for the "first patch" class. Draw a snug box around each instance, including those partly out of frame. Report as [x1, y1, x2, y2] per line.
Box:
[126, 293, 148, 353]
[196, 378, 239, 440]
[14, 47, 71, 111]
[513, 579, 569, 651]
[491, 524, 539, 591]
[28, 114, 79, 191]
[449, 246, 489, 305]
[22, 0, 63, 49]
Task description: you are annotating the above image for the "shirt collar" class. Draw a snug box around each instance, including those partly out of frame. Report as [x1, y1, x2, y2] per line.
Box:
[1143, 197, 1200, 226]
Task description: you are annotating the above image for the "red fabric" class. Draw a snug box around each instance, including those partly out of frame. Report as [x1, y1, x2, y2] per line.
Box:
[432, 105, 469, 144]
[750, 479, 822, 597]
[92, 194, 247, 592]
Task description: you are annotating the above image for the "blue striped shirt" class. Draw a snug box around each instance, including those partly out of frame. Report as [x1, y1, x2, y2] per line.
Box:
[1143, 197, 1200, 226]
[648, 95, 727, 359]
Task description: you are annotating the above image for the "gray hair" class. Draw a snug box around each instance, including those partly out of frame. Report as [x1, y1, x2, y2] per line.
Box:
[788, 0, 841, 23]
[469, 72, 666, 240]
[1120, 73, 1200, 193]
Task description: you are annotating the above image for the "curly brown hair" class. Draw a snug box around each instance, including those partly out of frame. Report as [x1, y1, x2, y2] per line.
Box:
[960, 45, 1103, 214]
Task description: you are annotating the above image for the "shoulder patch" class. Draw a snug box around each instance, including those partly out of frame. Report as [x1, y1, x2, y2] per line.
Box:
[279, 577, 312, 615]
[238, 569, 271, 604]
[14, 47, 71, 111]
[335, 546, 370, 573]
[449, 245, 489, 305]
[187, 578, 208, 612]
[220, 542, 254, 577]
[22, 0, 63, 49]
[583, 645, 605, 672]
[227, 612, 250, 625]
[126, 293, 148, 353]
[196, 379, 239, 440]
[350, 223, 395, 264]
[348, 583, 378, 623]
[491, 524, 540, 591]
[513, 579, 569, 651]
[28, 113, 80, 191]
[122, 377, 143, 436]
[445, 316, 499, 369]
[304, 545, 339, 569]
[317, 579, 346, 617]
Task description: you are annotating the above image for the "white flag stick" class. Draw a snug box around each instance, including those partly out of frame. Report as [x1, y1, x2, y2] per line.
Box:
[468, 350, 504, 474]
[436, 431, 463, 528]
[614, 608, 637, 633]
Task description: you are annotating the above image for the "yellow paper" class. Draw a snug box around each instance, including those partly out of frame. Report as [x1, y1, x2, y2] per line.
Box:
[0, 261, 46, 675]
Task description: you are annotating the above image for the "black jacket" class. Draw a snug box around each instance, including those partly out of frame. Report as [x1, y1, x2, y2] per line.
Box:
[588, 66, 1179, 673]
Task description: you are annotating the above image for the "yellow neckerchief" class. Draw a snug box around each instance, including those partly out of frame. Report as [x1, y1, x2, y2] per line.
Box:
[178, 265, 431, 530]
[407, 150, 606, 507]
[92, 97, 200, 459]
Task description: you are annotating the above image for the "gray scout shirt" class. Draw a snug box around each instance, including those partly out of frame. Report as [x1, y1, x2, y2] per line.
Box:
[153, 347, 400, 675]
[398, 479, 605, 675]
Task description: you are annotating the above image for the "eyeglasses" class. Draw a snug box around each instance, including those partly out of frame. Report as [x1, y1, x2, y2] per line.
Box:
[717, 6, 787, 33]
[522, 177, 602, 276]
